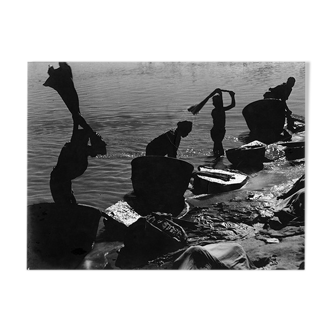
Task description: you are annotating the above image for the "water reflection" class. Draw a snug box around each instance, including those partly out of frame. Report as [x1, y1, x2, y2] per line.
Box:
[28, 62, 305, 208]
[238, 131, 252, 144]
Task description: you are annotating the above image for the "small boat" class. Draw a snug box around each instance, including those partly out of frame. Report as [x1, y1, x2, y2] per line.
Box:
[226, 141, 266, 167]
[193, 165, 248, 194]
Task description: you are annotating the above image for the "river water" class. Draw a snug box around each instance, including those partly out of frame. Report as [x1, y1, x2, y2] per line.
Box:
[28, 62, 305, 210]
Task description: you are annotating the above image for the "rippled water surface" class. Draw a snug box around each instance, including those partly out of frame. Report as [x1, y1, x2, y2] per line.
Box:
[28, 62, 305, 209]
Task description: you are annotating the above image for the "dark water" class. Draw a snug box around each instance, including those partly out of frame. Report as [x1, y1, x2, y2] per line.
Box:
[28, 62, 305, 210]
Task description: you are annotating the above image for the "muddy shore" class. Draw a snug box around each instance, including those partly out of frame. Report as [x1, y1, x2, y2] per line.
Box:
[28, 125, 305, 270]
[28, 162, 305, 270]
[82, 176, 304, 270]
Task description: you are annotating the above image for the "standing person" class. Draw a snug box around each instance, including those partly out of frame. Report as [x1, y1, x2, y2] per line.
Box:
[210, 89, 236, 157]
[146, 121, 192, 158]
[263, 77, 296, 130]
[50, 126, 107, 205]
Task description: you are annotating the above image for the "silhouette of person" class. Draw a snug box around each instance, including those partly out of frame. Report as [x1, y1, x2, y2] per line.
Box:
[146, 121, 193, 158]
[50, 126, 107, 205]
[44, 62, 107, 204]
[263, 77, 296, 130]
[44, 62, 93, 132]
[210, 89, 236, 157]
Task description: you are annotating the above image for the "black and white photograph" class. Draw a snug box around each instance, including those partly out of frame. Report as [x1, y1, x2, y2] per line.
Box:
[27, 61, 305, 270]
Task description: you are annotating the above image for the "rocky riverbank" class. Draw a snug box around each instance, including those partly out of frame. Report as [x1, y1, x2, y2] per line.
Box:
[84, 173, 304, 270]
[28, 120, 305, 270]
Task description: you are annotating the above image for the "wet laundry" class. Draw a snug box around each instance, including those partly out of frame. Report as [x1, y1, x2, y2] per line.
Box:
[173, 242, 256, 271]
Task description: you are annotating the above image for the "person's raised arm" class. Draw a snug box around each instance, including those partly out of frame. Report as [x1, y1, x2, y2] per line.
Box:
[188, 88, 220, 115]
[222, 91, 236, 111]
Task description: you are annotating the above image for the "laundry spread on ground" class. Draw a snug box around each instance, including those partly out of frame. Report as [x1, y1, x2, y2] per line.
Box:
[173, 242, 255, 270]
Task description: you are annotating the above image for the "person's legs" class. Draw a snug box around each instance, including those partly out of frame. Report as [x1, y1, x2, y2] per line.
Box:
[219, 142, 224, 156]
[210, 128, 218, 156]
[213, 140, 221, 157]
[50, 175, 76, 205]
[211, 128, 225, 157]
[219, 128, 226, 156]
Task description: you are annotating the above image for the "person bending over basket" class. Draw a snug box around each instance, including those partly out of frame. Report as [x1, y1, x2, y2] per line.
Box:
[146, 121, 192, 158]
[50, 126, 107, 205]
[263, 77, 296, 131]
